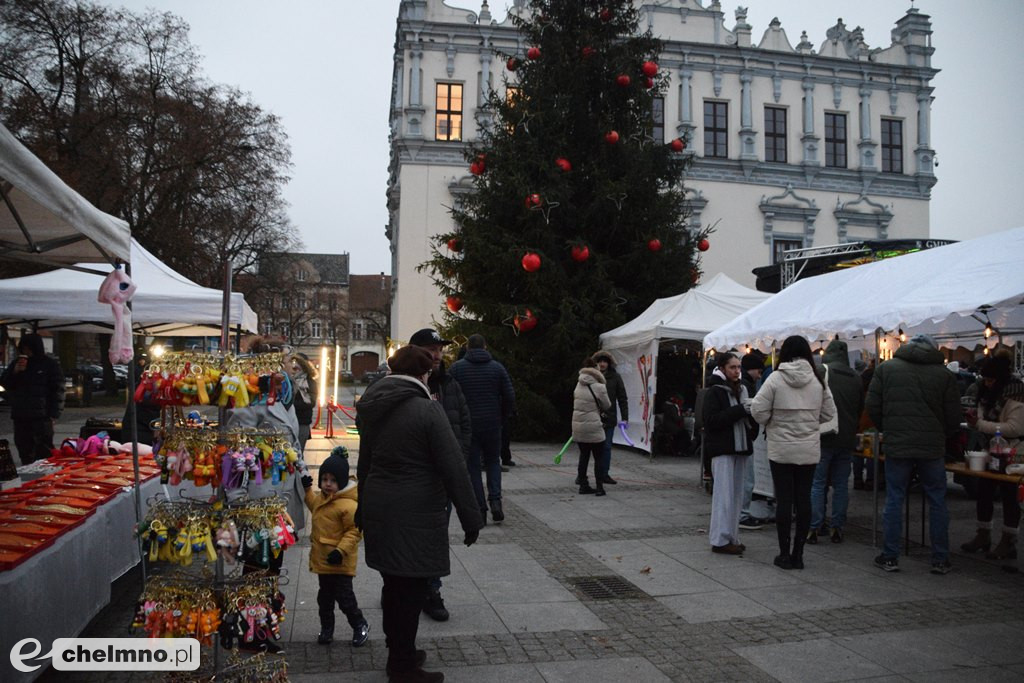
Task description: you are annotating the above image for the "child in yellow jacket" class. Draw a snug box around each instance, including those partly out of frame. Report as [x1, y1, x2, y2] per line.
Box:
[302, 446, 368, 646]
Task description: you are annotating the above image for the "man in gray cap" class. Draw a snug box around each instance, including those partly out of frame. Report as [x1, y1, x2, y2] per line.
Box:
[866, 334, 960, 575]
[408, 328, 472, 622]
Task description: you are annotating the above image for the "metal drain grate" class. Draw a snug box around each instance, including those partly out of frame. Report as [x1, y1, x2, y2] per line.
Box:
[565, 575, 650, 601]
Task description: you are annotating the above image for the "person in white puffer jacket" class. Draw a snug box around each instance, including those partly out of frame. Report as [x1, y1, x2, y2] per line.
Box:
[751, 335, 836, 570]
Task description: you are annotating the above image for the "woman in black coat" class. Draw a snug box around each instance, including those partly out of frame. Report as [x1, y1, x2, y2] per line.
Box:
[356, 345, 482, 682]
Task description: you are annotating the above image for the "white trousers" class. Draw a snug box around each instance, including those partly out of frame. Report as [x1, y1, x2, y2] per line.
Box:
[710, 454, 747, 547]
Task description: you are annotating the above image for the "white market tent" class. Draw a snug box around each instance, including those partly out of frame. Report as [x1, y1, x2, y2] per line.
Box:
[0, 238, 258, 335]
[0, 123, 131, 268]
[600, 273, 772, 349]
[704, 226, 1024, 352]
[598, 273, 772, 453]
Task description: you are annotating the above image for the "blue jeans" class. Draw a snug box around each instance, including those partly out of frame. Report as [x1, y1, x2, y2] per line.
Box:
[811, 447, 852, 530]
[467, 429, 502, 511]
[882, 457, 949, 563]
[600, 425, 615, 478]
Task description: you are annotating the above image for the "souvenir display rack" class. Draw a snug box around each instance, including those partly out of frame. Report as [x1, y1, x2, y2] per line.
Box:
[133, 349, 302, 675]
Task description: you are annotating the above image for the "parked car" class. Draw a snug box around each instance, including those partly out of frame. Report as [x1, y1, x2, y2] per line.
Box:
[363, 363, 390, 387]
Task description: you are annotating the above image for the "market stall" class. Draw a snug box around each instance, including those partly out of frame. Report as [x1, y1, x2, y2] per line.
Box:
[704, 227, 1024, 352]
[0, 123, 130, 268]
[0, 238, 258, 336]
[598, 273, 771, 453]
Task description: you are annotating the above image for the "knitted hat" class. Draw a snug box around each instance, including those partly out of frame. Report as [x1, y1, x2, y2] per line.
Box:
[910, 333, 937, 349]
[387, 345, 434, 377]
[319, 446, 350, 487]
[740, 352, 764, 372]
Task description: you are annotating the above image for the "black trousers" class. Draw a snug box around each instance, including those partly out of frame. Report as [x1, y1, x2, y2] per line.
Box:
[770, 461, 816, 556]
[381, 573, 429, 673]
[317, 574, 365, 629]
[976, 477, 1022, 529]
[576, 441, 605, 483]
[13, 417, 54, 465]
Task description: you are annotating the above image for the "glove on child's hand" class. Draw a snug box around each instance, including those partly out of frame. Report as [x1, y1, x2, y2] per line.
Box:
[326, 549, 343, 565]
[301, 475, 313, 489]
[463, 528, 479, 547]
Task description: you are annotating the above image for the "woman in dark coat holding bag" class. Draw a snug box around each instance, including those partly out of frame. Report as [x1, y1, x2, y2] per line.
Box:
[356, 345, 483, 683]
[703, 352, 759, 555]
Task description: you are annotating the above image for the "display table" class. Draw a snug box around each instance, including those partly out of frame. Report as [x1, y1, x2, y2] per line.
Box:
[0, 475, 161, 683]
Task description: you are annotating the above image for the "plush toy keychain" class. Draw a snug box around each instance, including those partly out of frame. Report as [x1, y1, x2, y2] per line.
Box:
[97, 266, 137, 365]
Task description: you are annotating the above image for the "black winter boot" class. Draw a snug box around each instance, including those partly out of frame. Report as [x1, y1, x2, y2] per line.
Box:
[961, 528, 992, 553]
[986, 531, 1018, 560]
[422, 587, 450, 621]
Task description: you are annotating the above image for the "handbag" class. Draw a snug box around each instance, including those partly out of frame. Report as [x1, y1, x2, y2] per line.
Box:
[587, 384, 615, 428]
[819, 365, 839, 435]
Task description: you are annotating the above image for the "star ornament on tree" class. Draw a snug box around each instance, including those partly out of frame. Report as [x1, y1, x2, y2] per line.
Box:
[606, 193, 628, 211]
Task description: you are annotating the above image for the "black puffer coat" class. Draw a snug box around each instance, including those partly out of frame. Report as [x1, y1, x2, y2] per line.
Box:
[702, 374, 758, 458]
[0, 335, 64, 420]
[449, 348, 515, 432]
[820, 340, 865, 451]
[427, 362, 472, 456]
[356, 375, 483, 577]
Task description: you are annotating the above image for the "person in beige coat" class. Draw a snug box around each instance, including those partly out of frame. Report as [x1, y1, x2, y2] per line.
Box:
[572, 359, 611, 495]
[751, 335, 836, 570]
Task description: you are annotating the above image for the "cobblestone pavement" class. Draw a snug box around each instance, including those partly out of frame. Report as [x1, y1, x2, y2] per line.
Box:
[28, 429, 1024, 681]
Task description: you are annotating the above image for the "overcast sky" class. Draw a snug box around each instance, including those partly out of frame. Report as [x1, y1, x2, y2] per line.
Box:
[101, 0, 1023, 274]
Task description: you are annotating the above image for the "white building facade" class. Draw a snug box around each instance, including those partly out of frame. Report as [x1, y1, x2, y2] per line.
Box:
[387, 0, 936, 341]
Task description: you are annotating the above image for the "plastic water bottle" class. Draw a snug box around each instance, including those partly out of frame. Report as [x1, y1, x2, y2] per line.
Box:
[989, 428, 1009, 472]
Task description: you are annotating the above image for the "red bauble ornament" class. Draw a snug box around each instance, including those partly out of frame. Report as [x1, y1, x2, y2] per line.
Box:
[670, 138, 685, 153]
[570, 245, 590, 262]
[555, 157, 572, 172]
[599, 8, 612, 22]
[524, 193, 542, 209]
[647, 238, 662, 252]
[527, 46, 541, 60]
[514, 309, 538, 333]
[642, 61, 659, 77]
[616, 74, 631, 88]
[446, 295, 463, 313]
[604, 130, 619, 145]
[446, 238, 461, 252]
[506, 57, 519, 71]
[469, 160, 484, 175]
[644, 77, 654, 89]
[521, 252, 541, 272]
[697, 238, 710, 252]
[581, 46, 596, 59]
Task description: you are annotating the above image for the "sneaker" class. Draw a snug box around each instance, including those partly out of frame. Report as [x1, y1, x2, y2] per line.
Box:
[316, 627, 333, 645]
[831, 527, 844, 544]
[738, 517, 763, 530]
[503, 460, 517, 467]
[578, 483, 596, 494]
[595, 487, 606, 497]
[351, 622, 370, 647]
[930, 560, 952, 575]
[599, 476, 617, 485]
[805, 529, 818, 545]
[874, 554, 899, 572]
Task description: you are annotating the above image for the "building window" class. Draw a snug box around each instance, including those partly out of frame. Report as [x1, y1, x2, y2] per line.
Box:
[435, 83, 463, 141]
[352, 320, 364, 341]
[281, 323, 291, 339]
[651, 96, 665, 144]
[764, 106, 787, 163]
[310, 321, 321, 339]
[881, 118, 903, 174]
[296, 292, 307, 309]
[703, 101, 728, 158]
[296, 269, 307, 282]
[772, 238, 804, 265]
[825, 113, 847, 168]
[262, 323, 273, 336]
[280, 295, 290, 310]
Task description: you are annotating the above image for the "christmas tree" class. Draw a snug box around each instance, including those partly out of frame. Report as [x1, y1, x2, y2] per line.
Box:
[423, 0, 704, 437]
